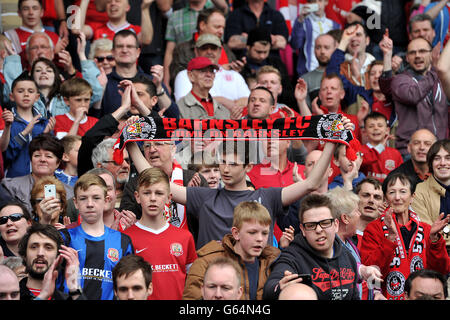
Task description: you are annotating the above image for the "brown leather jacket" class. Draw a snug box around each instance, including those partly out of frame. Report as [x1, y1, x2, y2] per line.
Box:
[182, 234, 280, 300]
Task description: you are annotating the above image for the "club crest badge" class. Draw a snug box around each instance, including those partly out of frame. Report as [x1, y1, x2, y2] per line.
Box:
[386, 271, 405, 297]
[410, 256, 424, 273]
[317, 114, 348, 141]
[170, 243, 183, 257]
[385, 159, 396, 171]
[124, 117, 157, 141]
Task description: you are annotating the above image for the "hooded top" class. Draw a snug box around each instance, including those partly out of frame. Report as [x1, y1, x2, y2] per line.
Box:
[263, 233, 360, 300]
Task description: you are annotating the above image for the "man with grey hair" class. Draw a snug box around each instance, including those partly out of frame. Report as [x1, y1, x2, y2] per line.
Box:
[327, 187, 384, 300]
[3, 31, 77, 79]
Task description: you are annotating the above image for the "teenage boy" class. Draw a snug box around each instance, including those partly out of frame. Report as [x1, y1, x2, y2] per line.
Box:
[4, 0, 60, 55]
[53, 78, 99, 139]
[123, 167, 197, 300]
[55, 135, 81, 187]
[65, 167, 137, 232]
[5, 72, 52, 178]
[359, 112, 403, 182]
[263, 193, 361, 300]
[127, 117, 355, 249]
[59, 173, 134, 300]
[329, 143, 365, 191]
[183, 201, 284, 300]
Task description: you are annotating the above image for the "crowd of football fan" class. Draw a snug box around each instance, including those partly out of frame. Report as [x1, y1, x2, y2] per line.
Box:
[0, 0, 449, 302]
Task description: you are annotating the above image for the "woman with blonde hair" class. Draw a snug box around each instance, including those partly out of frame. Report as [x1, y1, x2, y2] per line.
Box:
[30, 176, 68, 228]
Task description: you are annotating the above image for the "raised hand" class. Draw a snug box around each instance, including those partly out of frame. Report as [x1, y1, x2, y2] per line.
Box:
[23, 114, 41, 136]
[38, 196, 62, 224]
[44, 116, 56, 133]
[430, 213, 450, 242]
[2, 109, 14, 127]
[294, 78, 308, 102]
[384, 208, 399, 242]
[279, 226, 295, 249]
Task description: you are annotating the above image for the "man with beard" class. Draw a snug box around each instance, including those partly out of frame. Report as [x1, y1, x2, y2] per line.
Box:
[18, 223, 84, 300]
[388, 37, 448, 159]
[300, 33, 337, 108]
[239, 27, 294, 109]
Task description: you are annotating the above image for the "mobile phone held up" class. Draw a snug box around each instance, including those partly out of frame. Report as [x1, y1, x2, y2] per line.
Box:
[304, 3, 319, 13]
[44, 184, 56, 199]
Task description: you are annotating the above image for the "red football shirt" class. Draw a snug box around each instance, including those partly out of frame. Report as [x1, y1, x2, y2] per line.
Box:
[54, 113, 98, 139]
[93, 22, 141, 41]
[360, 144, 404, 182]
[124, 222, 197, 300]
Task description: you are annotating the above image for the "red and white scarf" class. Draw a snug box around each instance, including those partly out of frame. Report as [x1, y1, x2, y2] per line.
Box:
[381, 209, 426, 300]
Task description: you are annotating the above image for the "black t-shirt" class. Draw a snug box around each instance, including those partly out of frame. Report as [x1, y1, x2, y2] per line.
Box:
[244, 259, 260, 300]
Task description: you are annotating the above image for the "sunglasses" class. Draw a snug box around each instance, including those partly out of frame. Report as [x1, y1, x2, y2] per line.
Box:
[0, 213, 24, 225]
[95, 55, 115, 62]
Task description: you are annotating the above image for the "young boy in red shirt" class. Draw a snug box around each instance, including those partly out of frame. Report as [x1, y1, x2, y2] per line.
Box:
[123, 167, 197, 300]
[359, 111, 403, 182]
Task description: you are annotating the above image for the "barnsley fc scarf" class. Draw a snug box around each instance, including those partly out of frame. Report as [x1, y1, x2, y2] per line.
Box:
[113, 114, 361, 164]
[381, 209, 426, 300]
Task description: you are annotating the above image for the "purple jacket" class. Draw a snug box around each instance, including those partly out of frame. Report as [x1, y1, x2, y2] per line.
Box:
[382, 67, 448, 155]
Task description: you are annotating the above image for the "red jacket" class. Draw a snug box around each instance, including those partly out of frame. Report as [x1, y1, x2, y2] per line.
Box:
[360, 211, 450, 299]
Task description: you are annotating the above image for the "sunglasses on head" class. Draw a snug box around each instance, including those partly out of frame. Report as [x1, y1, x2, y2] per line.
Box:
[0, 213, 24, 225]
[95, 55, 115, 62]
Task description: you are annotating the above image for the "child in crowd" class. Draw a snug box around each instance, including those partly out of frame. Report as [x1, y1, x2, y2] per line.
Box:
[53, 78, 98, 139]
[54, 135, 81, 187]
[359, 112, 403, 182]
[4, 72, 52, 178]
[123, 167, 197, 300]
[329, 143, 365, 190]
[187, 151, 221, 189]
[183, 201, 288, 300]
[59, 173, 134, 300]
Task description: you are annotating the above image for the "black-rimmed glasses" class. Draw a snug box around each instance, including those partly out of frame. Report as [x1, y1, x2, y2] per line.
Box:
[302, 218, 335, 231]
